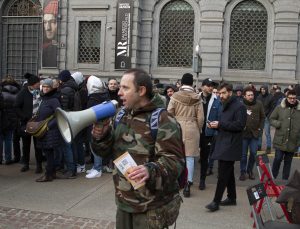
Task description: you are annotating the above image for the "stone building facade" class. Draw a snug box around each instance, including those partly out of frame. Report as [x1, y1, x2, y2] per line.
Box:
[0, 0, 300, 86]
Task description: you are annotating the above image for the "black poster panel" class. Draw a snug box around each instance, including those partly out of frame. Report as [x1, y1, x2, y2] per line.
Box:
[42, 0, 58, 68]
[115, 0, 132, 70]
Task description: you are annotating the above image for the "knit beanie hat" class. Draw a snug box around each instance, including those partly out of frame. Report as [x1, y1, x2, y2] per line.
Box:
[44, 0, 58, 16]
[58, 70, 72, 82]
[42, 78, 53, 88]
[24, 73, 40, 86]
[181, 73, 193, 86]
[71, 72, 84, 86]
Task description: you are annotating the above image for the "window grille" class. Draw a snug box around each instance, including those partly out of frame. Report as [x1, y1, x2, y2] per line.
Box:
[7, 0, 41, 16]
[228, 0, 267, 70]
[78, 21, 101, 64]
[158, 0, 194, 67]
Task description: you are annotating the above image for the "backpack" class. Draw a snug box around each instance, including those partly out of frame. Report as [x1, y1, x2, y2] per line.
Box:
[114, 107, 187, 190]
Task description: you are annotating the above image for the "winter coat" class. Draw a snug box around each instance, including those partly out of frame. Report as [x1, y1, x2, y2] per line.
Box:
[168, 86, 204, 157]
[73, 82, 88, 111]
[205, 93, 222, 136]
[36, 89, 63, 149]
[270, 98, 300, 152]
[243, 99, 265, 139]
[0, 80, 20, 131]
[87, 90, 110, 109]
[257, 86, 273, 117]
[108, 89, 123, 107]
[211, 96, 247, 161]
[59, 78, 78, 111]
[91, 93, 184, 213]
[14, 87, 35, 124]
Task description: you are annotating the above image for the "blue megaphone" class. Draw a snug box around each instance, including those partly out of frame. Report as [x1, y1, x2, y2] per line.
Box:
[55, 100, 118, 143]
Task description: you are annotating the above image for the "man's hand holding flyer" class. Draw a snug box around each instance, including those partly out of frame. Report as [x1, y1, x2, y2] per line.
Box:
[113, 152, 146, 190]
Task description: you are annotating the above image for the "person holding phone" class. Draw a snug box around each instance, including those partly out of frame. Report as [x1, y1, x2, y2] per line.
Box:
[199, 78, 221, 190]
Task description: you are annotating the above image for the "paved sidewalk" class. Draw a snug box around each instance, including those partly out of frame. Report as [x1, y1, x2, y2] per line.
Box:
[0, 153, 298, 229]
[0, 207, 114, 229]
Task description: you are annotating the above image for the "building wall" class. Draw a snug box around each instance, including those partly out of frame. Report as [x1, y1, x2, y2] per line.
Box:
[1, 0, 300, 85]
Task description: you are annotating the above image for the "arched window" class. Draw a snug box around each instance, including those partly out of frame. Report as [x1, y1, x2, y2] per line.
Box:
[228, 0, 267, 70]
[158, 0, 194, 67]
[6, 0, 41, 16]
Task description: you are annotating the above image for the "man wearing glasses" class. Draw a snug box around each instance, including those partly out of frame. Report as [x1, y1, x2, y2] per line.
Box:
[270, 89, 300, 180]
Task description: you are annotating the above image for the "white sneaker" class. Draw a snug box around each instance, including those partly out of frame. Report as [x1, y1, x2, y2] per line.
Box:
[86, 168, 93, 174]
[85, 169, 102, 179]
[77, 164, 86, 173]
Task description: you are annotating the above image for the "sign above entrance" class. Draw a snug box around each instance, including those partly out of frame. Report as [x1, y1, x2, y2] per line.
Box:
[115, 0, 132, 70]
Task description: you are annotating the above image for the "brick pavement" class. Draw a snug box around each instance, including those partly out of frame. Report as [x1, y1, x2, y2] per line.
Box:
[0, 206, 115, 229]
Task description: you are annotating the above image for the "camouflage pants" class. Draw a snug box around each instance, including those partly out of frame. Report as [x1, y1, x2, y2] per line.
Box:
[116, 208, 169, 229]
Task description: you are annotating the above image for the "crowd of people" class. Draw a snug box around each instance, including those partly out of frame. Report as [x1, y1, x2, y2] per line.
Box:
[0, 71, 122, 181]
[1, 69, 300, 227]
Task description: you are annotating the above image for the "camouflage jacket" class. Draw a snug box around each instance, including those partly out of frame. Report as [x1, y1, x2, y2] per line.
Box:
[91, 94, 185, 213]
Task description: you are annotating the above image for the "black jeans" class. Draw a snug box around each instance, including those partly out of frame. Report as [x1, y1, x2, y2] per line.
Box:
[272, 148, 294, 180]
[44, 148, 54, 176]
[200, 135, 213, 181]
[13, 128, 21, 161]
[21, 134, 43, 167]
[213, 160, 236, 203]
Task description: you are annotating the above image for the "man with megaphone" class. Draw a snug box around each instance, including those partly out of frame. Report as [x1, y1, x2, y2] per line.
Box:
[91, 69, 185, 229]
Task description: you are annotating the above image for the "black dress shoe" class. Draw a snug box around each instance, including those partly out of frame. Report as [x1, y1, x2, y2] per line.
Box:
[20, 165, 29, 172]
[36, 174, 53, 182]
[220, 198, 236, 206]
[183, 182, 191, 198]
[205, 201, 219, 212]
[61, 171, 76, 179]
[199, 180, 206, 190]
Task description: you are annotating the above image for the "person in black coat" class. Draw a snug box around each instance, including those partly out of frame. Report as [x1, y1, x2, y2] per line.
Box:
[205, 82, 247, 212]
[14, 73, 43, 173]
[0, 76, 21, 164]
[57, 70, 78, 178]
[36, 79, 63, 182]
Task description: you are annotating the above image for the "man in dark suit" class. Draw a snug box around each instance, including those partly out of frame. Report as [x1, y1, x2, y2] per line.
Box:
[205, 82, 247, 212]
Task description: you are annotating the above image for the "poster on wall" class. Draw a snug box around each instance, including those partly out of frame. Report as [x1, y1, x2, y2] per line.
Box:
[42, 0, 58, 68]
[115, 0, 132, 70]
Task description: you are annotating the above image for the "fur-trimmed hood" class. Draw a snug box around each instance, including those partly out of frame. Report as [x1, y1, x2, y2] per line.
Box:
[280, 98, 300, 110]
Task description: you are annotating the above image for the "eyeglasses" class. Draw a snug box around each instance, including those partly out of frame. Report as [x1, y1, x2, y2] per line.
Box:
[287, 97, 296, 100]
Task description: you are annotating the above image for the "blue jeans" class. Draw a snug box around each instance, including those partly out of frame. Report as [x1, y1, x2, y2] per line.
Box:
[91, 148, 102, 172]
[0, 130, 13, 162]
[272, 148, 294, 180]
[258, 118, 271, 149]
[186, 156, 195, 183]
[58, 142, 76, 173]
[240, 138, 258, 174]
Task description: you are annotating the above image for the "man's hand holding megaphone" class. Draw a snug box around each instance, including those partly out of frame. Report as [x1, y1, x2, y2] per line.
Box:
[92, 118, 111, 140]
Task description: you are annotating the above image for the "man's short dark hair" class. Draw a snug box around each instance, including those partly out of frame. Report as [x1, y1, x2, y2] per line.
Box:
[108, 78, 118, 83]
[218, 82, 233, 92]
[287, 89, 297, 97]
[153, 79, 160, 84]
[243, 86, 255, 96]
[124, 68, 153, 99]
